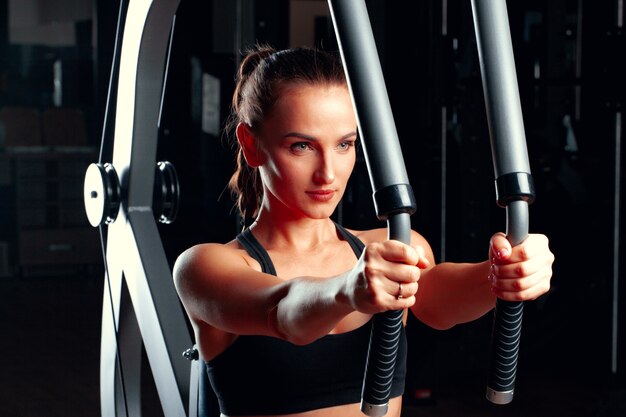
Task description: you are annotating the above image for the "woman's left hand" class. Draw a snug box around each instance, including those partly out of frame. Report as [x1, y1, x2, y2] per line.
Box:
[488, 233, 554, 301]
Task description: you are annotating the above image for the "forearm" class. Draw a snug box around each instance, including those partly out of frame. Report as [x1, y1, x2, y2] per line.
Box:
[274, 274, 354, 345]
[412, 260, 496, 330]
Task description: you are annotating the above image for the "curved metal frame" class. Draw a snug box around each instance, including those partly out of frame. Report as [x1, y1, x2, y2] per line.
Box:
[95, 1, 197, 416]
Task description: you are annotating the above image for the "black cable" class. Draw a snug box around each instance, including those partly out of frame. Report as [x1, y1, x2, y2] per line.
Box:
[98, 0, 129, 164]
[99, 225, 129, 417]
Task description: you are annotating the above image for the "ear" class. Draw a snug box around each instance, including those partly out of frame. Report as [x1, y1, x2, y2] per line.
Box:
[236, 123, 263, 167]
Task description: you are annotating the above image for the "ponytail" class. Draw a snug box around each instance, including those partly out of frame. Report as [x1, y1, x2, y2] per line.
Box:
[225, 45, 275, 221]
[227, 146, 262, 221]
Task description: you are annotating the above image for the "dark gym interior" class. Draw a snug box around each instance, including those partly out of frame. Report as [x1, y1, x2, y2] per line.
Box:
[0, 1, 624, 416]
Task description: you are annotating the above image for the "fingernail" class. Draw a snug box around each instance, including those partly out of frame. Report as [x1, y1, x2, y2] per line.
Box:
[496, 248, 509, 259]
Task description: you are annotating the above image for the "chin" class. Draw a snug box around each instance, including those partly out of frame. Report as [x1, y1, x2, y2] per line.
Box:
[303, 205, 339, 220]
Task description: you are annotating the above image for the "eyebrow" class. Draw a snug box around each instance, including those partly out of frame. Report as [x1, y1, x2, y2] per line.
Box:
[282, 131, 357, 141]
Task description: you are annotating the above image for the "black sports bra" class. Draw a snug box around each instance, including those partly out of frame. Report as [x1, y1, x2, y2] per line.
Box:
[202, 223, 407, 416]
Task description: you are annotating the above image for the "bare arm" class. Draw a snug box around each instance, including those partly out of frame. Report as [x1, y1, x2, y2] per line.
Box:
[410, 232, 554, 330]
[173, 240, 420, 346]
[173, 243, 351, 346]
[411, 260, 494, 330]
[175, 229, 552, 345]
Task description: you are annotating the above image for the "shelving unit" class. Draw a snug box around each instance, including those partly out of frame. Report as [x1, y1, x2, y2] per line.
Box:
[0, 150, 101, 275]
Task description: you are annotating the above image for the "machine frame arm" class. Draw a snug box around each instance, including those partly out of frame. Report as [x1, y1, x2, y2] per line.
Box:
[328, 1, 416, 415]
[84, 1, 198, 416]
[471, 0, 536, 405]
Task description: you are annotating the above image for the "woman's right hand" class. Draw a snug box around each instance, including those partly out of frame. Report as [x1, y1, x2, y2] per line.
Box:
[345, 240, 430, 314]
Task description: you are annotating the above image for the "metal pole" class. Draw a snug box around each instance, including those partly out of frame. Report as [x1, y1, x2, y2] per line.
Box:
[328, 1, 416, 415]
[470, 0, 536, 405]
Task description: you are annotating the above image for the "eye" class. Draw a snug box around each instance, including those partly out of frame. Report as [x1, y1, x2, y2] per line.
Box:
[337, 140, 355, 152]
[290, 142, 313, 153]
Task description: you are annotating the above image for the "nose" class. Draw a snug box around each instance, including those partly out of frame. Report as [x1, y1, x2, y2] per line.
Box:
[313, 151, 335, 185]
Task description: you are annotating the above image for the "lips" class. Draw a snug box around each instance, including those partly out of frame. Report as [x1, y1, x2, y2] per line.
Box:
[306, 189, 336, 202]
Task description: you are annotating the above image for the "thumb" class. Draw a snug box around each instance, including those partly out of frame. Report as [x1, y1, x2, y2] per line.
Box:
[490, 232, 512, 264]
[413, 245, 431, 269]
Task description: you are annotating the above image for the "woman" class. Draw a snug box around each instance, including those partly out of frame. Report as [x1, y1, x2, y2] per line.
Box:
[173, 45, 554, 417]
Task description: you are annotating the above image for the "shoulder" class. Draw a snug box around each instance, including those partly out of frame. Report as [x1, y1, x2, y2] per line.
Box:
[348, 226, 431, 247]
[173, 240, 258, 289]
[347, 227, 386, 244]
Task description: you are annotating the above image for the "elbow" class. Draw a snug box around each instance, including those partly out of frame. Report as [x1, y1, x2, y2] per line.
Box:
[269, 318, 317, 346]
[268, 300, 320, 346]
[267, 303, 309, 345]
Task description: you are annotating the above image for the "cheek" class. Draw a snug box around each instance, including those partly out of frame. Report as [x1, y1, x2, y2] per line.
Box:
[262, 157, 303, 186]
[339, 155, 356, 179]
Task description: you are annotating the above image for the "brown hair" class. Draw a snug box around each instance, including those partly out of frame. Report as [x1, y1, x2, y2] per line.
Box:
[226, 45, 347, 221]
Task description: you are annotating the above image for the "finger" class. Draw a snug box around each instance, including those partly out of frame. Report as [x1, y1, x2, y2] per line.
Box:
[389, 280, 418, 309]
[383, 264, 421, 291]
[413, 245, 431, 269]
[492, 274, 551, 302]
[490, 269, 542, 292]
[395, 294, 417, 309]
[384, 277, 419, 308]
[389, 280, 419, 298]
[512, 234, 551, 262]
[380, 240, 420, 265]
[491, 252, 553, 279]
[490, 265, 552, 295]
[493, 233, 551, 265]
[489, 232, 512, 264]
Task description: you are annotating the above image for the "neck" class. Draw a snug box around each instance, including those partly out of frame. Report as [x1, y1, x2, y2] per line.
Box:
[250, 210, 338, 251]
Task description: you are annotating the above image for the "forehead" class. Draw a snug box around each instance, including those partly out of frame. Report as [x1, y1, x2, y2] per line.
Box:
[267, 83, 355, 124]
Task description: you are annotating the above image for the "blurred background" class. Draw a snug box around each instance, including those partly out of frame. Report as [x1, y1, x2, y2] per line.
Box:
[0, 0, 624, 416]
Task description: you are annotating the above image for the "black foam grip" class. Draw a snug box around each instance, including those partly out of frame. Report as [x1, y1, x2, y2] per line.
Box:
[486, 200, 528, 403]
[487, 300, 523, 393]
[361, 214, 412, 416]
[361, 309, 404, 406]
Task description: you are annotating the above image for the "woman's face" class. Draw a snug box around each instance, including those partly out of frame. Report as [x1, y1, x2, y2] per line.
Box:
[255, 83, 357, 220]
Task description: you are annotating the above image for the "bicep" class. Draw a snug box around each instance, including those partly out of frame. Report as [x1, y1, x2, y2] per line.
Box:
[173, 244, 288, 338]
